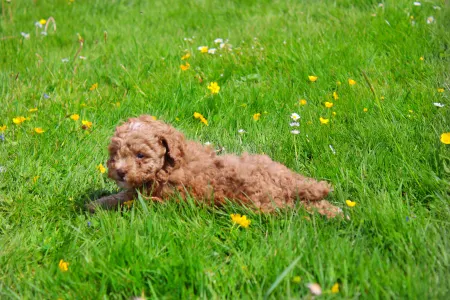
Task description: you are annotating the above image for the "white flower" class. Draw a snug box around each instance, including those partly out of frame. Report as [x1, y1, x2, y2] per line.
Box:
[208, 48, 217, 54]
[238, 129, 246, 134]
[290, 122, 300, 127]
[329, 144, 336, 155]
[79, 56, 87, 60]
[378, 3, 384, 7]
[427, 16, 435, 24]
[61, 58, 69, 63]
[433, 6, 441, 10]
[214, 38, 223, 44]
[34, 22, 43, 28]
[433, 102, 445, 108]
[21, 32, 30, 39]
[290, 113, 301, 121]
[413, 2, 421, 6]
[41, 31, 47, 36]
[290, 130, 300, 135]
[307, 283, 322, 296]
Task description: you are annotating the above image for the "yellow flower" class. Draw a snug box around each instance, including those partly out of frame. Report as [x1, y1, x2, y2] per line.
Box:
[363, 108, 368, 112]
[437, 88, 444, 93]
[151, 116, 157, 120]
[198, 46, 208, 53]
[81, 120, 93, 129]
[308, 75, 318, 82]
[419, 56, 424, 61]
[299, 99, 307, 106]
[34, 128, 45, 134]
[29, 108, 38, 113]
[70, 114, 80, 121]
[0, 125, 6, 132]
[333, 91, 339, 100]
[336, 81, 342, 85]
[324, 102, 334, 108]
[292, 276, 302, 283]
[193, 112, 208, 126]
[348, 79, 357, 85]
[13, 116, 26, 125]
[33, 176, 40, 183]
[89, 83, 98, 91]
[253, 113, 261, 121]
[331, 283, 339, 294]
[319, 117, 329, 125]
[332, 112, 337, 116]
[380, 96, 385, 100]
[346, 200, 356, 207]
[180, 62, 190, 71]
[58, 259, 69, 272]
[207, 82, 220, 94]
[39, 19, 47, 25]
[230, 214, 251, 228]
[97, 163, 106, 174]
[440, 133, 450, 144]
[181, 52, 191, 60]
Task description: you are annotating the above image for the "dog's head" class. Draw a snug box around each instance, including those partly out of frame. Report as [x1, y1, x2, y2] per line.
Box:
[107, 115, 185, 189]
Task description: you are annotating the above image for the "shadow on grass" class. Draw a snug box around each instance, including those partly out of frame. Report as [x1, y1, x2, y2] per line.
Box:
[73, 188, 116, 211]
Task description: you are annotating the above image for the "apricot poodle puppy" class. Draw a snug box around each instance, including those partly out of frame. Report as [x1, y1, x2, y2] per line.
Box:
[86, 115, 341, 217]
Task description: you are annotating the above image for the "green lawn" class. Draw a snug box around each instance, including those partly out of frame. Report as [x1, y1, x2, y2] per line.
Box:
[1, 0, 449, 298]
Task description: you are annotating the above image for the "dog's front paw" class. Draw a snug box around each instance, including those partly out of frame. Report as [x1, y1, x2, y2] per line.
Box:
[85, 202, 99, 214]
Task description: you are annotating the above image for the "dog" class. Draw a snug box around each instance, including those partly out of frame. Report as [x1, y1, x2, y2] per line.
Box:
[86, 115, 341, 217]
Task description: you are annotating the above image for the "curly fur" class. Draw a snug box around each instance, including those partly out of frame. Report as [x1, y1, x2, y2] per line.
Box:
[87, 115, 341, 217]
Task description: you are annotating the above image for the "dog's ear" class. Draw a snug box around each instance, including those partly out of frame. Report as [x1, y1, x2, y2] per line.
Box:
[159, 128, 185, 171]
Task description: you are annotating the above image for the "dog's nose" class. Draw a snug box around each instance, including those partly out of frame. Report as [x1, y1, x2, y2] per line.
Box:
[116, 169, 126, 180]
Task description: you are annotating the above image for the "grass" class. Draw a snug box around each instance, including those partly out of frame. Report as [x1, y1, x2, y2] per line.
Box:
[1, 0, 449, 298]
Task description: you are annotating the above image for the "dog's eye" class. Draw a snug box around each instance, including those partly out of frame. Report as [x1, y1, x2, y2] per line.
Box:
[136, 153, 145, 159]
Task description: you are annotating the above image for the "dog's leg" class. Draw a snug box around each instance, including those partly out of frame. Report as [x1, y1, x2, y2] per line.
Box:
[85, 190, 135, 213]
[304, 200, 343, 219]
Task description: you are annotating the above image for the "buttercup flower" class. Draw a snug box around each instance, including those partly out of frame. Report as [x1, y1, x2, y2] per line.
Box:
[299, 99, 307, 105]
[230, 214, 251, 228]
[70, 114, 80, 121]
[420, 56, 424, 61]
[181, 52, 190, 60]
[437, 88, 444, 93]
[81, 120, 93, 129]
[331, 283, 339, 293]
[319, 117, 329, 124]
[253, 113, 261, 121]
[39, 19, 47, 25]
[193, 112, 208, 126]
[440, 133, 450, 144]
[207, 82, 220, 94]
[198, 46, 208, 53]
[324, 102, 334, 108]
[346, 200, 356, 207]
[333, 91, 339, 100]
[97, 164, 106, 174]
[0, 125, 6, 132]
[13, 116, 26, 125]
[363, 108, 368, 112]
[59, 259, 69, 272]
[308, 75, 318, 82]
[290, 113, 300, 121]
[34, 128, 45, 134]
[180, 62, 190, 71]
[89, 83, 98, 91]
[348, 79, 357, 85]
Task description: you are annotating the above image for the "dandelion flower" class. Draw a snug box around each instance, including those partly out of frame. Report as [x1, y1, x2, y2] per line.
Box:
[180, 62, 190, 71]
[29, 108, 38, 113]
[70, 114, 80, 121]
[290, 113, 300, 121]
[331, 283, 339, 294]
[34, 128, 45, 134]
[307, 283, 322, 296]
[363, 108, 368, 112]
[193, 112, 208, 126]
[39, 19, 47, 25]
[440, 133, 450, 144]
[97, 164, 106, 174]
[308, 75, 318, 82]
[181, 52, 190, 60]
[81, 120, 93, 129]
[346, 200, 356, 207]
[324, 102, 334, 108]
[437, 88, 444, 93]
[230, 214, 251, 228]
[319, 117, 329, 125]
[13, 116, 26, 125]
[348, 79, 357, 85]
[0, 125, 7, 132]
[291, 130, 300, 135]
[433, 103, 445, 108]
[299, 99, 307, 106]
[207, 82, 220, 94]
[59, 260, 69, 272]
[89, 83, 98, 91]
[198, 46, 208, 53]
[333, 91, 339, 100]
[253, 113, 261, 121]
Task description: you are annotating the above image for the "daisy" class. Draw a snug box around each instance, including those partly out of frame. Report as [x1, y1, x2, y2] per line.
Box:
[433, 103, 445, 108]
[290, 113, 300, 121]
